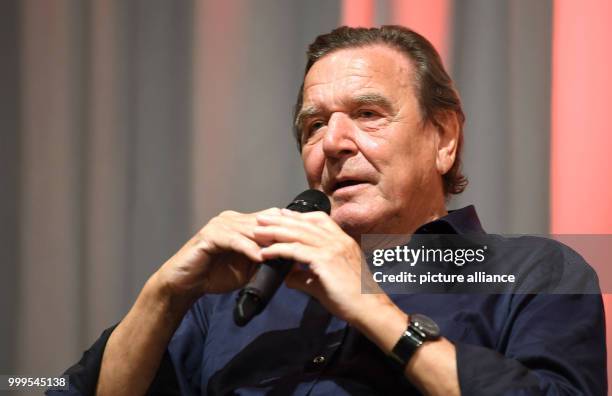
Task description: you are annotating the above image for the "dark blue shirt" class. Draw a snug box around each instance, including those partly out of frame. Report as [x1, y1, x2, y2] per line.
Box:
[48, 206, 607, 395]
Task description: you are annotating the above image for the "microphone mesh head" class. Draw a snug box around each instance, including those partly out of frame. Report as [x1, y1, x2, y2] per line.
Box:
[290, 189, 331, 214]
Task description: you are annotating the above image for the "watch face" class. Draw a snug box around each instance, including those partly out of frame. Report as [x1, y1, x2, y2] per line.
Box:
[411, 314, 440, 338]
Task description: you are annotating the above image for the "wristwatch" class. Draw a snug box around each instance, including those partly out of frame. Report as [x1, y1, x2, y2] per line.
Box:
[389, 313, 440, 366]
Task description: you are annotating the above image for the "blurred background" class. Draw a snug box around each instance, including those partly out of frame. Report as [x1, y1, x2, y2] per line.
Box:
[1, 0, 610, 394]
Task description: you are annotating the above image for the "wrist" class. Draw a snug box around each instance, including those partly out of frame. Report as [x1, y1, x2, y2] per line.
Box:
[351, 295, 409, 354]
[143, 272, 197, 325]
[390, 313, 441, 368]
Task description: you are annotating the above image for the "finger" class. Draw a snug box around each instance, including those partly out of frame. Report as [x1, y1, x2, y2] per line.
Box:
[222, 209, 280, 239]
[253, 224, 321, 247]
[224, 208, 284, 241]
[223, 207, 282, 228]
[229, 235, 264, 263]
[257, 207, 283, 216]
[199, 232, 263, 263]
[259, 242, 317, 266]
[280, 209, 339, 231]
[256, 213, 325, 239]
[280, 208, 328, 221]
[285, 263, 321, 295]
[258, 209, 340, 239]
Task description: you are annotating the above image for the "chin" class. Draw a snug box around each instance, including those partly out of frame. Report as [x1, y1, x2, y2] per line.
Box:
[331, 202, 379, 238]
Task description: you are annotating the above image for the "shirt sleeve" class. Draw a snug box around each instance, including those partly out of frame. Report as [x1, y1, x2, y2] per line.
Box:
[455, 293, 607, 396]
[43, 302, 208, 396]
[44, 325, 117, 396]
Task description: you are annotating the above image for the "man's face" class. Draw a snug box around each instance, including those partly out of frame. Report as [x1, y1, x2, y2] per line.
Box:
[298, 45, 443, 237]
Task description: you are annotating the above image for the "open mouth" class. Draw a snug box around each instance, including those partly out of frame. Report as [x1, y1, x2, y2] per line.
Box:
[332, 180, 367, 192]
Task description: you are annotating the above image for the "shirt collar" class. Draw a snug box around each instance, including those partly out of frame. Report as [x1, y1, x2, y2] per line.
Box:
[415, 205, 485, 235]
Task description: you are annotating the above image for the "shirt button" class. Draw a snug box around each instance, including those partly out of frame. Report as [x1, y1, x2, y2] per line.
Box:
[312, 356, 325, 364]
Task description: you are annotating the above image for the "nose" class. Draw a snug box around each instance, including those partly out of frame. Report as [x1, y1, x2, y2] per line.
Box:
[322, 112, 358, 159]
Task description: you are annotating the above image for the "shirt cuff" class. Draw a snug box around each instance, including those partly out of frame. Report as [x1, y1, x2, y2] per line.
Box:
[455, 342, 541, 395]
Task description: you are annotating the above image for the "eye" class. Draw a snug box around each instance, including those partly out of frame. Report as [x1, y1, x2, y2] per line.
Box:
[301, 120, 325, 144]
[308, 120, 326, 133]
[357, 109, 378, 119]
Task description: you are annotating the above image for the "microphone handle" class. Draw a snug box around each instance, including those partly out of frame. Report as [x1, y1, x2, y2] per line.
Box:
[233, 258, 292, 327]
[233, 199, 323, 326]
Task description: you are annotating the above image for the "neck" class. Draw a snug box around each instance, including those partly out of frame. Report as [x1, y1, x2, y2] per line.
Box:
[400, 182, 449, 234]
[354, 191, 449, 242]
[395, 202, 448, 235]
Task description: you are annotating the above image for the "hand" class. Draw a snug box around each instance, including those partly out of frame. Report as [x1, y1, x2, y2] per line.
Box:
[153, 208, 283, 307]
[252, 208, 389, 325]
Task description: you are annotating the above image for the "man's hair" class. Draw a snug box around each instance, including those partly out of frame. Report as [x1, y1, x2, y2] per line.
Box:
[293, 25, 468, 196]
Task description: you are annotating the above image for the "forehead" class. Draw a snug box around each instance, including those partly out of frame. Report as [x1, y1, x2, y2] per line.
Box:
[302, 44, 415, 104]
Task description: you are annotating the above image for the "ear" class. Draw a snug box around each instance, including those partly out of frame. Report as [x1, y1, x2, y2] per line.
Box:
[434, 111, 460, 176]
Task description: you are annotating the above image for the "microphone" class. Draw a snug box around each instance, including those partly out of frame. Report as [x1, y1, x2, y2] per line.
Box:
[233, 189, 331, 327]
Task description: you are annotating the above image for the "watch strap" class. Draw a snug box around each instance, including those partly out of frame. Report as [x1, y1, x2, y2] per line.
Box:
[389, 313, 440, 366]
[389, 327, 424, 365]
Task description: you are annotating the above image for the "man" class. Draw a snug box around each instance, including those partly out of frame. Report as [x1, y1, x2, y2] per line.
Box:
[50, 26, 606, 395]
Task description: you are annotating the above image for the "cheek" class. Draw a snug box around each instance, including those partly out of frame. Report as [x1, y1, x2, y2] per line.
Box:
[390, 140, 437, 192]
[356, 134, 384, 152]
[360, 133, 430, 194]
[301, 146, 325, 187]
[355, 134, 391, 175]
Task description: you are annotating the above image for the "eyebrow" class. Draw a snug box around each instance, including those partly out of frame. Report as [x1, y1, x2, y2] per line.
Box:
[295, 106, 322, 131]
[352, 93, 395, 112]
[295, 93, 395, 131]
